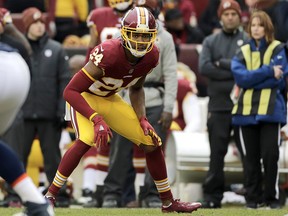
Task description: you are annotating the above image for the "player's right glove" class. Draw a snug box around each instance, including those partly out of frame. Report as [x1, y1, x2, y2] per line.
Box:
[139, 116, 162, 147]
[91, 115, 112, 148]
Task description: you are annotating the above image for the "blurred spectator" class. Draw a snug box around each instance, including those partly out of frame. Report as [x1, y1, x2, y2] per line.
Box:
[54, 0, 89, 43]
[245, 0, 277, 9]
[177, 0, 197, 26]
[231, 10, 288, 209]
[245, 0, 288, 42]
[171, 62, 202, 132]
[164, 0, 197, 26]
[0, 7, 32, 54]
[85, 0, 133, 60]
[1, 0, 55, 13]
[2, 0, 56, 35]
[198, 0, 248, 208]
[164, 8, 204, 48]
[270, 1, 288, 42]
[0, 8, 30, 67]
[20, 6, 71, 198]
[198, 0, 249, 36]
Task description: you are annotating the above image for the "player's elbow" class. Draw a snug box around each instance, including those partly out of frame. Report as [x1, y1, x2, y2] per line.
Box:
[63, 86, 71, 101]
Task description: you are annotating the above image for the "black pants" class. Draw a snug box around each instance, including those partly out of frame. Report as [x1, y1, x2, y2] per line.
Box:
[103, 105, 167, 204]
[22, 119, 62, 185]
[203, 112, 233, 204]
[234, 123, 280, 205]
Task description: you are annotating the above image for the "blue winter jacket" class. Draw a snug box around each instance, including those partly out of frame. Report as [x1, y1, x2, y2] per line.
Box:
[231, 38, 288, 126]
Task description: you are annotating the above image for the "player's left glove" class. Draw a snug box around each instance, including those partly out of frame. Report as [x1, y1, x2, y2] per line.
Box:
[139, 116, 162, 146]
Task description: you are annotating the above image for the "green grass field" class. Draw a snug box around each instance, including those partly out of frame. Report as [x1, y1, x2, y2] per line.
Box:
[1, 206, 288, 216]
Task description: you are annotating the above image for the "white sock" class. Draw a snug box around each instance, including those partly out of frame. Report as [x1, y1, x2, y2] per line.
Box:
[38, 170, 47, 185]
[95, 170, 107, 185]
[13, 175, 46, 204]
[135, 173, 145, 187]
[82, 168, 97, 191]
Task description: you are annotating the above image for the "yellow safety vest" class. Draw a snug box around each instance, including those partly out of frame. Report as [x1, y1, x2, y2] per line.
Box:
[232, 40, 281, 115]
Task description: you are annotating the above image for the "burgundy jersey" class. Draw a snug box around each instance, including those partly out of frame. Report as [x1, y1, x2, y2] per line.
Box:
[86, 7, 121, 43]
[174, 78, 192, 130]
[89, 38, 159, 97]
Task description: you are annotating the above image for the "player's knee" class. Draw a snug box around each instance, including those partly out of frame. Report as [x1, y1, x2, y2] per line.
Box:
[139, 144, 157, 153]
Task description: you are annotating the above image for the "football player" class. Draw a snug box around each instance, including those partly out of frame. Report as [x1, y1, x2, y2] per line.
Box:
[79, 0, 134, 206]
[0, 40, 54, 216]
[102, 0, 178, 208]
[45, 7, 201, 213]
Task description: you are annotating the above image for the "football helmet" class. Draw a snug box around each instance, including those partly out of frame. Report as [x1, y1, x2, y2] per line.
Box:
[108, 0, 133, 12]
[135, 0, 163, 19]
[121, 7, 157, 57]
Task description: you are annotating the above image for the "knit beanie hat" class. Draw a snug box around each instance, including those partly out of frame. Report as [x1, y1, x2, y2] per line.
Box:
[22, 7, 44, 31]
[217, 0, 241, 18]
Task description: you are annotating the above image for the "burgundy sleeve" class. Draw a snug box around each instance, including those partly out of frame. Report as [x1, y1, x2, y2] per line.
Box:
[85, 47, 93, 63]
[63, 70, 96, 120]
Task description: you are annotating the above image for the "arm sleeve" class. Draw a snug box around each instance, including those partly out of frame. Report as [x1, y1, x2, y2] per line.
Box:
[63, 70, 96, 120]
[199, 38, 234, 80]
[162, 33, 178, 113]
[85, 47, 93, 63]
[231, 56, 274, 89]
[252, 78, 281, 89]
[219, 58, 231, 70]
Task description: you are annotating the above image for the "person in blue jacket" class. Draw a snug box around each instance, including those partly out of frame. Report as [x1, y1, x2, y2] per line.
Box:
[231, 10, 288, 209]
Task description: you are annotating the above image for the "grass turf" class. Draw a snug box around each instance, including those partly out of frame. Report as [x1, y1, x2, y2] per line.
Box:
[1, 206, 288, 216]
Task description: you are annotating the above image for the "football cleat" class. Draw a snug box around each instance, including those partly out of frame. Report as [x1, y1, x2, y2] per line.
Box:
[77, 188, 94, 205]
[162, 199, 202, 213]
[13, 201, 54, 216]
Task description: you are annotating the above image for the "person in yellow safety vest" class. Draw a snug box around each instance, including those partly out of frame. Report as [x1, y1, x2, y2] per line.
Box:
[231, 10, 288, 209]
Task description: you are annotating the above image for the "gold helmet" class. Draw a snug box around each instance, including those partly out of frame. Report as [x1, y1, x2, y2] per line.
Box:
[121, 7, 157, 57]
